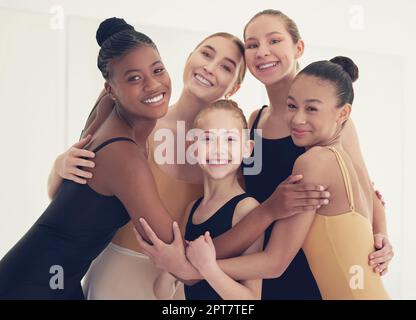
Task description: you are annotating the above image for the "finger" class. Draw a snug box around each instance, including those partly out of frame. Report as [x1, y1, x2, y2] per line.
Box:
[73, 148, 96, 159]
[73, 135, 92, 148]
[294, 191, 331, 200]
[374, 262, 389, 275]
[65, 174, 87, 185]
[139, 218, 163, 246]
[205, 232, 214, 246]
[294, 199, 329, 207]
[369, 245, 391, 260]
[292, 206, 319, 213]
[172, 221, 183, 244]
[370, 253, 393, 266]
[380, 268, 389, 276]
[373, 235, 384, 250]
[283, 174, 303, 184]
[73, 158, 96, 169]
[70, 168, 93, 179]
[294, 183, 326, 192]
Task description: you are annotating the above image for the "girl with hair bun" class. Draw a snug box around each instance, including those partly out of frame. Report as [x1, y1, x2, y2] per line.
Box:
[0, 17, 173, 299]
[286, 56, 390, 299]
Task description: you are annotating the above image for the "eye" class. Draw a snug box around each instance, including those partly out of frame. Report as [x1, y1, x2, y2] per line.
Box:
[201, 51, 211, 58]
[270, 39, 281, 45]
[222, 64, 232, 72]
[200, 134, 212, 142]
[128, 75, 141, 82]
[154, 67, 165, 74]
[306, 106, 318, 112]
[287, 103, 297, 110]
[245, 43, 258, 49]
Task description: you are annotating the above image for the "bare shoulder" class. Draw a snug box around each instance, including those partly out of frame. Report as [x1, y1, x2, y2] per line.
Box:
[293, 146, 335, 180]
[232, 196, 260, 226]
[96, 139, 148, 174]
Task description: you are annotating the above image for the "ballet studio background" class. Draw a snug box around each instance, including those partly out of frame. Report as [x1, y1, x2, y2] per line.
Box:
[0, 0, 415, 299]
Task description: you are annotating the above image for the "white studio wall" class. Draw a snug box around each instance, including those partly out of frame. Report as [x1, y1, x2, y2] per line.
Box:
[0, 0, 415, 299]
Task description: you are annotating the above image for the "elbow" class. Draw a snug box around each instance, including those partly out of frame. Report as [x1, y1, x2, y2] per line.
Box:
[263, 259, 288, 279]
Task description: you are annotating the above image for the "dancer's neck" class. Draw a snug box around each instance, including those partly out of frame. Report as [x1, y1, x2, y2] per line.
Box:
[266, 72, 296, 115]
[167, 90, 209, 132]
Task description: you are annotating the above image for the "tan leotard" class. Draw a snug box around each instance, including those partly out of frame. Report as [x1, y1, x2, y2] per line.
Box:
[303, 147, 390, 300]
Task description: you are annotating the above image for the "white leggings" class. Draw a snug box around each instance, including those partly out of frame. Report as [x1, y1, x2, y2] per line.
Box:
[82, 242, 184, 300]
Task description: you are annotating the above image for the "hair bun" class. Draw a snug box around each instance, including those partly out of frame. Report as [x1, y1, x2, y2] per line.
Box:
[96, 17, 134, 47]
[330, 56, 359, 82]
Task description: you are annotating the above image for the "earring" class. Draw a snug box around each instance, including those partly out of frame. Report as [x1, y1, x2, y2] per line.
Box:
[224, 93, 230, 100]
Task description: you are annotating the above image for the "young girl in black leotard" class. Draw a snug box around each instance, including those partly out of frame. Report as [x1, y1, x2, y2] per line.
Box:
[0, 17, 173, 299]
[151, 100, 264, 300]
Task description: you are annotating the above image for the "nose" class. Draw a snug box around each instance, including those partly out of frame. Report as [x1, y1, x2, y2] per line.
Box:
[292, 110, 307, 126]
[255, 43, 270, 59]
[210, 135, 227, 156]
[144, 75, 161, 92]
[203, 61, 216, 75]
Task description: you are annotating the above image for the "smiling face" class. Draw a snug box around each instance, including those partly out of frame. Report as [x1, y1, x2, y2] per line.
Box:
[105, 45, 171, 120]
[244, 14, 303, 86]
[286, 75, 351, 148]
[183, 36, 244, 103]
[195, 109, 252, 180]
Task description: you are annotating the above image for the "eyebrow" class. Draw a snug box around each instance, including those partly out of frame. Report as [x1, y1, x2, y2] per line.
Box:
[202, 45, 237, 68]
[124, 60, 163, 76]
[246, 31, 283, 41]
[288, 95, 323, 104]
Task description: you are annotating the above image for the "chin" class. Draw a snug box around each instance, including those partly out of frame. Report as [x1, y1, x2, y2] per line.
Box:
[291, 137, 309, 147]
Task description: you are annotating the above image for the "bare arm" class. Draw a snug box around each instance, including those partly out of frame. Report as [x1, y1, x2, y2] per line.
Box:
[186, 198, 263, 299]
[217, 152, 324, 281]
[105, 142, 174, 244]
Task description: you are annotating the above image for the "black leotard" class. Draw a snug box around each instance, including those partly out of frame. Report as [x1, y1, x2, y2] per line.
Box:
[242, 106, 321, 300]
[0, 137, 134, 299]
[184, 193, 250, 300]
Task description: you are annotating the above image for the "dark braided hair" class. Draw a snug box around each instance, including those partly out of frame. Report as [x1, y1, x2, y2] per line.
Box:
[96, 17, 157, 79]
[298, 56, 359, 107]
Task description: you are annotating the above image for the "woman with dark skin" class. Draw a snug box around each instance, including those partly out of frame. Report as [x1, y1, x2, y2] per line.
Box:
[0, 17, 174, 299]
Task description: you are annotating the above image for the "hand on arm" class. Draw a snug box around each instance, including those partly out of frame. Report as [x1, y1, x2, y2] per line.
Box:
[217, 152, 325, 281]
[47, 135, 96, 199]
[212, 173, 330, 258]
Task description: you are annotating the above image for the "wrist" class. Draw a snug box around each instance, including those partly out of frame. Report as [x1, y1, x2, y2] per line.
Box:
[178, 259, 199, 280]
[199, 261, 221, 280]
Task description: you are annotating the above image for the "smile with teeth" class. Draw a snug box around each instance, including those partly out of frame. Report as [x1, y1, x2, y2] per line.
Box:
[143, 93, 164, 105]
[257, 62, 279, 70]
[207, 159, 231, 165]
[194, 73, 214, 87]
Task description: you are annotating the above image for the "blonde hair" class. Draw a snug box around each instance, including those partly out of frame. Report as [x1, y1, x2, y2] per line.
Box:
[192, 32, 246, 86]
[193, 99, 248, 129]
